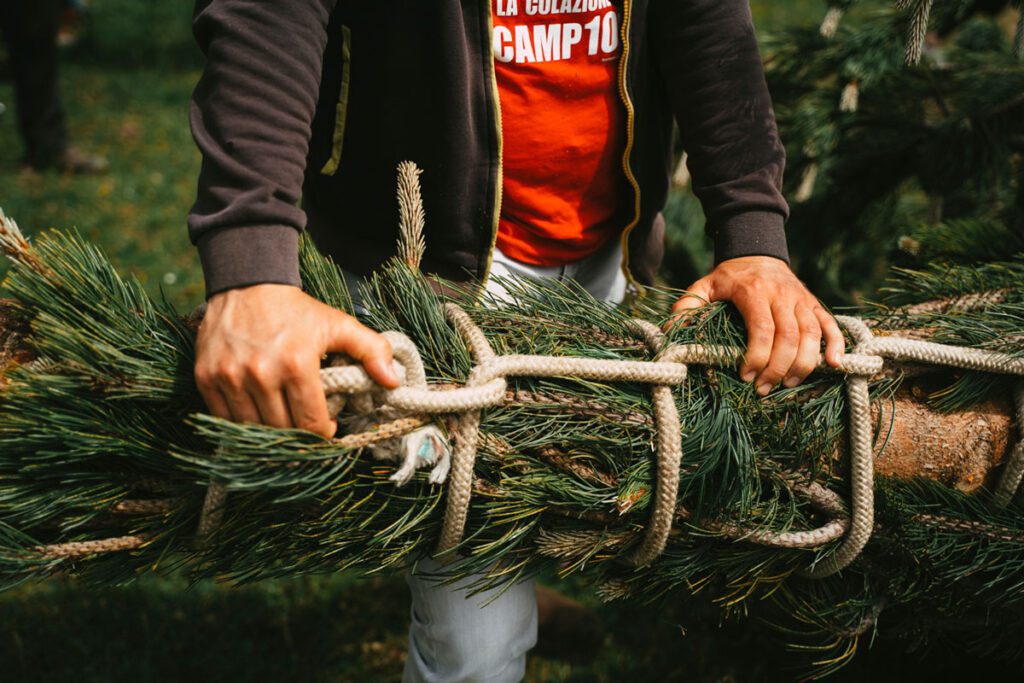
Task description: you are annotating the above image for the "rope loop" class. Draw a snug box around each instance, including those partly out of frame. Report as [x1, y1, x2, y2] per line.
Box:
[180, 305, 1024, 577]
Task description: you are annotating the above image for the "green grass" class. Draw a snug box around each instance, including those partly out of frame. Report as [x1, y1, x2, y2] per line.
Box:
[1, 574, 771, 683]
[0, 66, 205, 311]
[0, 575, 411, 683]
[751, 0, 824, 31]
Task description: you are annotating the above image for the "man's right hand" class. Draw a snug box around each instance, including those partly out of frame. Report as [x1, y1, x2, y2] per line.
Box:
[194, 284, 400, 438]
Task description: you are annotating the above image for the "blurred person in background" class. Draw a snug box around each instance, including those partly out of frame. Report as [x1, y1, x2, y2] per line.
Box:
[0, 0, 106, 174]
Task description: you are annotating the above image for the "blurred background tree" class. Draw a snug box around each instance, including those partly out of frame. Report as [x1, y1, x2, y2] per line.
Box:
[662, 0, 1023, 309]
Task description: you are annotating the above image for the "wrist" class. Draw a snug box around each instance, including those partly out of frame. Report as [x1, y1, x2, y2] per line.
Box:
[713, 212, 790, 265]
[197, 225, 302, 299]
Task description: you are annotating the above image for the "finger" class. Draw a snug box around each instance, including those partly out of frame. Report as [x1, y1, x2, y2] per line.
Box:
[783, 304, 822, 388]
[245, 381, 294, 429]
[284, 371, 335, 438]
[326, 312, 400, 388]
[737, 298, 775, 383]
[199, 384, 232, 420]
[239, 355, 296, 428]
[816, 306, 846, 368]
[667, 278, 713, 329]
[755, 300, 800, 396]
[220, 385, 262, 424]
[280, 350, 334, 437]
[195, 364, 232, 418]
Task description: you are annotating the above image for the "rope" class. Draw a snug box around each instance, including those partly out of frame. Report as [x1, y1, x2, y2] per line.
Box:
[42, 306, 1024, 578]
[310, 307, 1024, 575]
[992, 383, 1024, 508]
[36, 535, 146, 559]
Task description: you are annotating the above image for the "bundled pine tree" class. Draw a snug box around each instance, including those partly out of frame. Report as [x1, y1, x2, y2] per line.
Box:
[0, 200, 1021, 676]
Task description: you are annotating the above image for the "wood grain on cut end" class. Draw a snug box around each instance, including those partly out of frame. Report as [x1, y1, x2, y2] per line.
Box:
[874, 386, 1014, 493]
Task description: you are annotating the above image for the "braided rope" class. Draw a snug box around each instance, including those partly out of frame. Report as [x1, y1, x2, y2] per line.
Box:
[313, 307, 1023, 576]
[992, 384, 1024, 508]
[36, 535, 145, 559]
[41, 307, 1024, 577]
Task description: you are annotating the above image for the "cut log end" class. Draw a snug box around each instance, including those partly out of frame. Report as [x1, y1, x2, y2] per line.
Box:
[873, 384, 1014, 493]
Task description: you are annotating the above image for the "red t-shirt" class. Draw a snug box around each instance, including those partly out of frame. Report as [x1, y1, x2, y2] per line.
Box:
[491, 0, 630, 266]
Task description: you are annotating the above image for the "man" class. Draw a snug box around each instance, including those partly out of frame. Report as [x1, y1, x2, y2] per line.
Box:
[0, 0, 107, 173]
[188, 1, 845, 680]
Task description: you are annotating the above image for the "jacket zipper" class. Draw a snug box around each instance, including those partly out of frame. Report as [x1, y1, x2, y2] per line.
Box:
[320, 24, 352, 176]
[617, 0, 643, 294]
[479, 2, 504, 289]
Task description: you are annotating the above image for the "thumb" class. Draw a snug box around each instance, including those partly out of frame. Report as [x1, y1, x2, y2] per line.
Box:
[667, 278, 714, 329]
[325, 310, 400, 389]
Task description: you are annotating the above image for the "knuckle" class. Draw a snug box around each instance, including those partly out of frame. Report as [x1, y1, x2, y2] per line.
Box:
[279, 355, 306, 379]
[244, 359, 274, 388]
[790, 356, 816, 376]
[778, 329, 800, 345]
[744, 354, 769, 371]
[194, 364, 213, 387]
[747, 278, 767, 293]
[216, 364, 245, 390]
[370, 336, 392, 357]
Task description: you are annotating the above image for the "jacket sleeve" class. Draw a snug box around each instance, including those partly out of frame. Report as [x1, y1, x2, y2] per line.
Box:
[187, 0, 338, 297]
[649, 0, 791, 265]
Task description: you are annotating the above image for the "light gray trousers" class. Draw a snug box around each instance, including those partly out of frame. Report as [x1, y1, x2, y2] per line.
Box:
[346, 239, 626, 683]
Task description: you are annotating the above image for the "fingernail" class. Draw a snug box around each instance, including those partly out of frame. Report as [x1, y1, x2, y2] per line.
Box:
[370, 359, 400, 387]
[757, 382, 773, 396]
[741, 371, 756, 383]
[783, 376, 800, 388]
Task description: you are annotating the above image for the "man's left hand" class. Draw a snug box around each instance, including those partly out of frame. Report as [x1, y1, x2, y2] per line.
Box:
[670, 256, 845, 396]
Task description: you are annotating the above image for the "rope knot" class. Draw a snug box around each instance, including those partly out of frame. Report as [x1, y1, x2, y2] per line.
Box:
[327, 330, 453, 487]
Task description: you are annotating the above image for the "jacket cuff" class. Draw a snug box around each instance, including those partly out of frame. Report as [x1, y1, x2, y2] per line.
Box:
[197, 225, 302, 298]
[713, 212, 790, 265]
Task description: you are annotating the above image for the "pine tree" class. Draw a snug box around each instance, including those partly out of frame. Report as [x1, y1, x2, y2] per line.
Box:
[0, 204, 1021, 676]
[0, 2, 1022, 675]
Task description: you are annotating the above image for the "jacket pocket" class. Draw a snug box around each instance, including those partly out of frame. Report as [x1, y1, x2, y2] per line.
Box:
[320, 24, 352, 176]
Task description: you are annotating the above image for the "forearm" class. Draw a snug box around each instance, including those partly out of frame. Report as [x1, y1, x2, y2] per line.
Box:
[650, 0, 790, 264]
[188, 0, 338, 297]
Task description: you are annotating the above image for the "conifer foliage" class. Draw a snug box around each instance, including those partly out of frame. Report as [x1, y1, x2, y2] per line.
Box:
[767, 0, 1023, 305]
[0, 207, 1022, 675]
